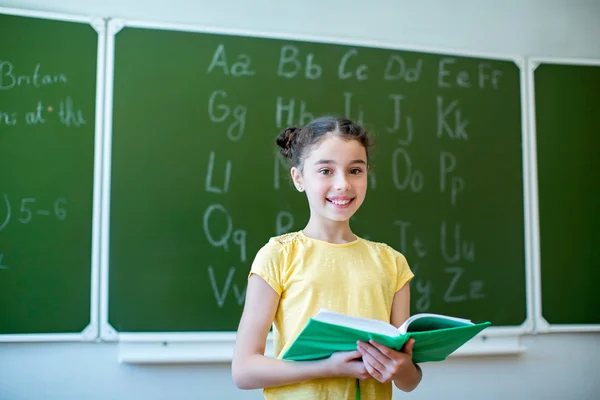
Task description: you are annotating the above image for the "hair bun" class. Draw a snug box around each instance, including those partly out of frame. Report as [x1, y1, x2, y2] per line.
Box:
[276, 126, 300, 159]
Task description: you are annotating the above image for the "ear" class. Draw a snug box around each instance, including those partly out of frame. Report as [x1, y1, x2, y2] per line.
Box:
[290, 166, 304, 192]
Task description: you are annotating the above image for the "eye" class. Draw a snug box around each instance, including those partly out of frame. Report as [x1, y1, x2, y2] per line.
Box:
[349, 168, 363, 175]
[319, 168, 332, 175]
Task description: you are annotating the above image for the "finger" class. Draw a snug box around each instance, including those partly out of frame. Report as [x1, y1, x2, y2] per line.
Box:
[357, 342, 380, 360]
[361, 349, 386, 373]
[368, 340, 396, 359]
[362, 356, 385, 382]
[401, 338, 415, 356]
[359, 341, 383, 356]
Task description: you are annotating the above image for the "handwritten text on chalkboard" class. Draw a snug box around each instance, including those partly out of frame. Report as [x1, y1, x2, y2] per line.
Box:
[197, 43, 501, 311]
[0, 61, 68, 90]
[0, 97, 86, 127]
[0, 194, 67, 272]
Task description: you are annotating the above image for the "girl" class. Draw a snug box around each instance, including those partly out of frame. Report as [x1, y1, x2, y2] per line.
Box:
[232, 116, 422, 399]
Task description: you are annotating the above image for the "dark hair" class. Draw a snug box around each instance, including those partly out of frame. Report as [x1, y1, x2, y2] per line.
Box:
[275, 116, 372, 169]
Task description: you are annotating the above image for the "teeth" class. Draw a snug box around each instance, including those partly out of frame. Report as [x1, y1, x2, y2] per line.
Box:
[330, 199, 350, 205]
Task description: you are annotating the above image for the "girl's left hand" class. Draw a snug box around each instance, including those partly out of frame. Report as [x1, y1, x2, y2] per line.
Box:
[356, 338, 416, 383]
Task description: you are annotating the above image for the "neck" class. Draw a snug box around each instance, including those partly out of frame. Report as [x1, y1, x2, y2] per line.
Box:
[302, 215, 356, 244]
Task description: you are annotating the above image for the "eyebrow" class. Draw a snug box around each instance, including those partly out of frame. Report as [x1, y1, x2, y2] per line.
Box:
[314, 159, 367, 165]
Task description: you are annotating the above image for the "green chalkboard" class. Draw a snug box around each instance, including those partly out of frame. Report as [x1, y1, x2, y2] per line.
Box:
[535, 62, 600, 325]
[0, 11, 99, 335]
[107, 23, 526, 333]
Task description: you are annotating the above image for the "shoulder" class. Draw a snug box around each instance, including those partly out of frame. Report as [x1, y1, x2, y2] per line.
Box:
[270, 231, 305, 246]
[359, 237, 413, 291]
[360, 237, 406, 259]
[254, 231, 307, 258]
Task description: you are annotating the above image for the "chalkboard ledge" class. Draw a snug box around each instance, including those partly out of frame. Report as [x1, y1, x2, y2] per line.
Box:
[534, 320, 600, 334]
[116, 331, 526, 364]
[117, 332, 276, 364]
[0, 323, 97, 343]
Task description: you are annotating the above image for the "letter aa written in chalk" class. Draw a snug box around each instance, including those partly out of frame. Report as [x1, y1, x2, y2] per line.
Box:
[207, 44, 255, 77]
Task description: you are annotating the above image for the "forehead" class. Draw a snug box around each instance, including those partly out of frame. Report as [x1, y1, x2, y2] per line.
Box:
[305, 135, 367, 162]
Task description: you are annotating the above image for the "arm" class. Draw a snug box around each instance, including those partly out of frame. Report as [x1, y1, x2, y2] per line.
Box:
[231, 275, 366, 390]
[389, 283, 423, 392]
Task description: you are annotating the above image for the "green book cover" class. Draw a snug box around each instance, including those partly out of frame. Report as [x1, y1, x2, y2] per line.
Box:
[282, 309, 492, 363]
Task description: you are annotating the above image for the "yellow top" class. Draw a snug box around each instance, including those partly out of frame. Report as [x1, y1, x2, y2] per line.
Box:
[249, 231, 414, 400]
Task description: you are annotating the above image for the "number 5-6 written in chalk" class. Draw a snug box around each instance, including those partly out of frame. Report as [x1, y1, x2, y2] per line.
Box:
[0, 193, 67, 232]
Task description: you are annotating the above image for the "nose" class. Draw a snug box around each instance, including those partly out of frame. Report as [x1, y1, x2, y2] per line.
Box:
[334, 174, 351, 191]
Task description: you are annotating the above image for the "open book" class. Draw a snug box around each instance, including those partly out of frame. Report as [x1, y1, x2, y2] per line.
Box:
[281, 309, 491, 363]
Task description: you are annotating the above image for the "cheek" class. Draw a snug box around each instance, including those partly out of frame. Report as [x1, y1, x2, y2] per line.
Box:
[354, 177, 368, 194]
[305, 181, 327, 198]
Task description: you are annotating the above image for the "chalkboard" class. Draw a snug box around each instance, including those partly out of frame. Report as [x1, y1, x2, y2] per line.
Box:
[0, 10, 101, 337]
[105, 21, 527, 334]
[534, 61, 600, 326]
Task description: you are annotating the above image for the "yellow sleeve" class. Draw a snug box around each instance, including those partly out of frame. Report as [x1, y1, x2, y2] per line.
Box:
[248, 239, 285, 295]
[394, 252, 414, 292]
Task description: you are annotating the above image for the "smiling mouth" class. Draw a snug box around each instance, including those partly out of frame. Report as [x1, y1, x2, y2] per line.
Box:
[326, 198, 354, 207]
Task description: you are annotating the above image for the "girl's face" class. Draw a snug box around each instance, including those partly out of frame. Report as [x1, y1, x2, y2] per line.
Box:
[292, 134, 368, 224]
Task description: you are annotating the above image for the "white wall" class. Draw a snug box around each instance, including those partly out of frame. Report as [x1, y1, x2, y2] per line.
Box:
[2, 0, 600, 58]
[0, 333, 599, 399]
[1, 0, 599, 399]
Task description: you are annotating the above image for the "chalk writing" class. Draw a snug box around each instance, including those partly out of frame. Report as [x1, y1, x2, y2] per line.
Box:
[0, 100, 79, 127]
[274, 151, 292, 190]
[444, 267, 467, 302]
[205, 151, 231, 194]
[444, 267, 485, 303]
[276, 211, 294, 236]
[338, 49, 368, 80]
[384, 55, 422, 82]
[275, 96, 315, 128]
[387, 94, 415, 146]
[440, 221, 475, 263]
[438, 58, 503, 89]
[437, 96, 469, 140]
[0, 196, 67, 225]
[415, 280, 431, 312]
[202, 204, 247, 263]
[277, 45, 322, 80]
[0, 193, 10, 232]
[343, 92, 364, 125]
[478, 63, 503, 89]
[59, 96, 86, 127]
[207, 44, 255, 77]
[208, 90, 247, 141]
[440, 152, 465, 206]
[391, 147, 424, 192]
[0, 109, 18, 125]
[0, 61, 67, 90]
[208, 266, 246, 308]
[25, 101, 47, 125]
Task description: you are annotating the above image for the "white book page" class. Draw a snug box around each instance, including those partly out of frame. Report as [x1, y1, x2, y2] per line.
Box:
[398, 313, 473, 334]
[313, 309, 401, 337]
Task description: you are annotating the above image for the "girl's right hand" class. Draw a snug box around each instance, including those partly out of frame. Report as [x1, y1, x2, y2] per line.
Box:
[324, 350, 371, 380]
